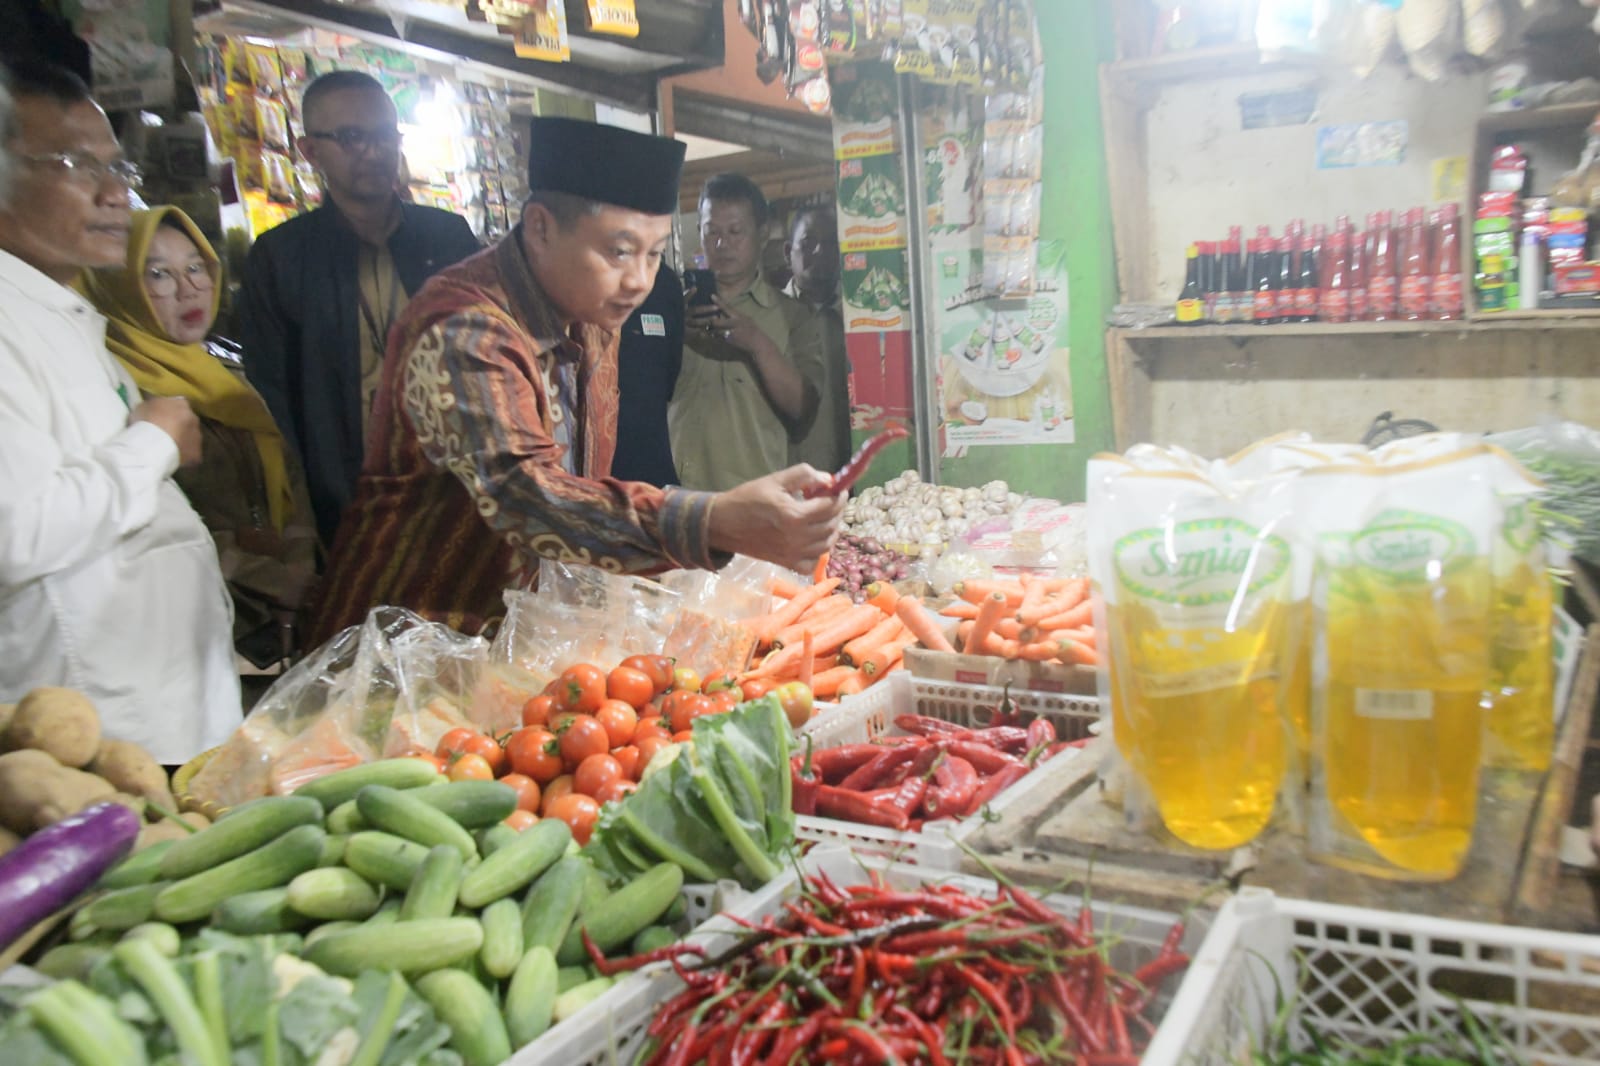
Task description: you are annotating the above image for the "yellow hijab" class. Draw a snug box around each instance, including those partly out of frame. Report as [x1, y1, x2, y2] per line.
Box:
[82, 207, 294, 531]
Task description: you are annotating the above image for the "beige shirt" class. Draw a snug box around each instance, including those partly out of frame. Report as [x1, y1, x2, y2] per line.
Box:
[669, 275, 827, 492]
[357, 242, 409, 436]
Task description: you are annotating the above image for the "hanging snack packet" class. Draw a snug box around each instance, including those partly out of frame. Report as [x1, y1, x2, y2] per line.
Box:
[1299, 445, 1506, 881]
[1088, 460, 1297, 851]
[515, 0, 571, 61]
[578, 0, 638, 37]
[246, 42, 285, 97]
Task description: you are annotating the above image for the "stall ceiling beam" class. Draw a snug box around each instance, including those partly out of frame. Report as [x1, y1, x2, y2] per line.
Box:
[670, 89, 833, 161]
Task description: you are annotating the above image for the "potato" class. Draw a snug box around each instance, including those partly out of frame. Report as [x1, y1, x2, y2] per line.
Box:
[89, 738, 173, 808]
[0, 825, 20, 857]
[136, 820, 192, 850]
[0, 750, 115, 833]
[179, 812, 211, 831]
[0, 704, 14, 737]
[5, 687, 101, 768]
[104, 792, 147, 818]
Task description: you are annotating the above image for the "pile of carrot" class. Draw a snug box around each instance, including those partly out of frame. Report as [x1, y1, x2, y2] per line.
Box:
[937, 575, 1100, 667]
[739, 574, 929, 700]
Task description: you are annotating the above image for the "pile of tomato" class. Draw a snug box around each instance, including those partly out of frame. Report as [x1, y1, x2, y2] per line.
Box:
[414, 654, 815, 846]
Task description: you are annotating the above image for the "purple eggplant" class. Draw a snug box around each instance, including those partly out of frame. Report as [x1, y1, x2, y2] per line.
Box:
[0, 801, 141, 951]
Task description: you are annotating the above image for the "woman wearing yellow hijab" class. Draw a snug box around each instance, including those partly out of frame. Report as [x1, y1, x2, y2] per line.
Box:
[83, 207, 318, 667]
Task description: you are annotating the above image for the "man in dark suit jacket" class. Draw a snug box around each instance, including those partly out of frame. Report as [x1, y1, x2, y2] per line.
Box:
[611, 263, 684, 487]
[239, 70, 479, 547]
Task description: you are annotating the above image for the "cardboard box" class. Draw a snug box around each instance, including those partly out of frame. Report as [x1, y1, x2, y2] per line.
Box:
[903, 646, 1096, 696]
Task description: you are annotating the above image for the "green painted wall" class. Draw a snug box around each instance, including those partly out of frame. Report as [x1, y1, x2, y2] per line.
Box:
[934, 0, 1118, 502]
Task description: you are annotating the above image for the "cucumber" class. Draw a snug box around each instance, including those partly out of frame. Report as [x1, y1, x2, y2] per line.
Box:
[458, 818, 569, 909]
[577, 862, 612, 917]
[343, 831, 431, 890]
[68, 904, 99, 941]
[555, 965, 592, 993]
[158, 796, 323, 880]
[477, 824, 518, 857]
[97, 841, 176, 889]
[520, 855, 587, 954]
[294, 758, 442, 810]
[318, 833, 349, 867]
[356, 786, 477, 861]
[411, 781, 519, 828]
[304, 917, 483, 977]
[33, 943, 110, 981]
[503, 945, 558, 1048]
[551, 976, 613, 1024]
[213, 888, 310, 934]
[364, 900, 402, 927]
[556, 863, 683, 966]
[478, 897, 523, 980]
[401, 845, 462, 921]
[325, 799, 369, 834]
[303, 920, 360, 948]
[154, 824, 326, 924]
[121, 922, 181, 957]
[413, 969, 512, 1066]
[287, 868, 382, 920]
[630, 925, 677, 956]
[662, 893, 689, 926]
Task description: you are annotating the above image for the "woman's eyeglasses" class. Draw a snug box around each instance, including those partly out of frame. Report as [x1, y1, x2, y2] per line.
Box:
[144, 261, 215, 298]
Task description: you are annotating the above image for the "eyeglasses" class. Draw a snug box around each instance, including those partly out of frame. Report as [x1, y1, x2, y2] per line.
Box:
[302, 126, 402, 153]
[144, 261, 215, 298]
[20, 151, 142, 189]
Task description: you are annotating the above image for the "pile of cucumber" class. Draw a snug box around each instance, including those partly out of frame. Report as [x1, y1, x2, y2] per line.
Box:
[51, 758, 697, 1066]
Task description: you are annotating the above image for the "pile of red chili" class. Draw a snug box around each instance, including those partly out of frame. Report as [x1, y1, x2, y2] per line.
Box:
[792, 711, 1086, 829]
[633, 866, 1190, 1065]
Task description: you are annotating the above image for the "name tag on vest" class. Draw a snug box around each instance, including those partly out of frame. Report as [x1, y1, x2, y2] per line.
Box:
[640, 313, 666, 337]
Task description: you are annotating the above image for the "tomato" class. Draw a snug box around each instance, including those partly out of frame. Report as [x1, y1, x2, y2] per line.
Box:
[672, 730, 695, 743]
[435, 727, 478, 759]
[619, 654, 675, 695]
[544, 793, 601, 845]
[540, 774, 575, 814]
[606, 666, 655, 710]
[707, 689, 740, 714]
[594, 699, 638, 747]
[702, 670, 739, 694]
[635, 715, 669, 739]
[400, 751, 446, 773]
[634, 733, 671, 769]
[521, 694, 555, 728]
[503, 809, 539, 831]
[573, 753, 623, 798]
[461, 733, 506, 776]
[558, 715, 610, 771]
[499, 772, 541, 812]
[610, 744, 641, 780]
[553, 663, 607, 715]
[593, 778, 638, 806]
[447, 752, 495, 782]
[667, 693, 713, 736]
[505, 727, 563, 784]
[671, 666, 702, 694]
[773, 681, 815, 730]
[740, 678, 777, 701]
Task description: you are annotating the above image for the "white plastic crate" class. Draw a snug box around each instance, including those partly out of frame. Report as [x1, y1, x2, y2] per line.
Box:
[522, 845, 1201, 1066]
[1144, 887, 1600, 1065]
[792, 670, 1099, 868]
[503, 877, 748, 1066]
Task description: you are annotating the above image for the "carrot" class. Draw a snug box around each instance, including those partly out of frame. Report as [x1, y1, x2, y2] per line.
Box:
[1000, 638, 1070, 662]
[1015, 577, 1047, 626]
[964, 591, 1008, 655]
[864, 581, 901, 615]
[895, 596, 955, 653]
[799, 629, 815, 690]
[772, 595, 854, 647]
[953, 579, 1025, 607]
[811, 653, 839, 674]
[1035, 598, 1093, 632]
[809, 604, 888, 657]
[809, 665, 860, 699]
[1055, 639, 1100, 667]
[1043, 625, 1096, 648]
[835, 671, 869, 698]
[769, 576, 804, 599]
[1019, 576, 1088, 626]
[859, 634, 917, 678]
[745, 638, 817, 680]
[812, 552, 830, 584]
[939, 601, 980, 620]
[749, 577, 843, 644]
[841, 615, 904, 667]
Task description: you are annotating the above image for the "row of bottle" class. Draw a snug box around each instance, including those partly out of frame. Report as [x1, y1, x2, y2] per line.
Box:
[1175, 206, 1466, 325]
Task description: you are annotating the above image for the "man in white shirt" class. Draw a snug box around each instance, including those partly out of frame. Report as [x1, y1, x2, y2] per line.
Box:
[0, 61, 240, 764]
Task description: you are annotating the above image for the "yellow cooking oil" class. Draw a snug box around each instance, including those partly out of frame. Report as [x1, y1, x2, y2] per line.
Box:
[1321, 555, 1491, 880]
[1282, 599, 1313, 782]
[1484, 560, 1554, 771]
[1106, 597, 1288, 850]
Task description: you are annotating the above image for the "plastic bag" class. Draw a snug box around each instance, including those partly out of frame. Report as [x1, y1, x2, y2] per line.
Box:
[1486, 419, 1600, 560]
[188, 608, 485, 810]
[657, 556, 784, 678]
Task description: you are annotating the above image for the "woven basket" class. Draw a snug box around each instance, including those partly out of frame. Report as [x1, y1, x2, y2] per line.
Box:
[170, 746, 228, 821]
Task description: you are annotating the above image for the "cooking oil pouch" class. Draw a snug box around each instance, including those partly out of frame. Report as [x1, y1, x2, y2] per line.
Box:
[1087, 459, 1298, 851]
[1482, 445, 1552, 771]
[1299, 444, 1508, 880]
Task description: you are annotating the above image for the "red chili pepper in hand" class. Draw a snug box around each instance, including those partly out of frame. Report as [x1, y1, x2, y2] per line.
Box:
[802, 425, 910, 499]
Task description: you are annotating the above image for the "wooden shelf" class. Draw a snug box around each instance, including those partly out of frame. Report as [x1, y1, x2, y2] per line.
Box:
[1472, 307, 1600, 321]
[1113, 314, 1600, 343]
[1476, 101, 1600, 136]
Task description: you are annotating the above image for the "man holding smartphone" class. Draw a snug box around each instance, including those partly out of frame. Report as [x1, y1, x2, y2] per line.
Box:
[669, 173, 828, 492]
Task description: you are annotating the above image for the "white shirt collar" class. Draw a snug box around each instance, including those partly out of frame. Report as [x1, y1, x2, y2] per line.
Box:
[0, 248, 97, 315]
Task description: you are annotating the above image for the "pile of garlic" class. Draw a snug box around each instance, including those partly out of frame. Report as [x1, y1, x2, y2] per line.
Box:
[842, 471, 1024, 555]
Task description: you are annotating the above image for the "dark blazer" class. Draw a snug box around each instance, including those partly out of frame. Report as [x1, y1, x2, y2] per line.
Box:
[238, 201, 480, 545]
[611, 264, 684, 488]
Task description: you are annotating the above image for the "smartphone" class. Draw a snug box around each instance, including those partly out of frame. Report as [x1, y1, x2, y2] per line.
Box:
[684, 268, 718, 308]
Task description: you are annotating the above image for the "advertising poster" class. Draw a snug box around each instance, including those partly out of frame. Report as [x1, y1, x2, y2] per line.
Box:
[932, 230, 1072, 450]
[837, 155, 909, 251]
[841, 248, 912, 334]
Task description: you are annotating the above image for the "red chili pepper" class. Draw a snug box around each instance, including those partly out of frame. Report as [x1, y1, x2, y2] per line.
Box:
[767, 1016, 823, 1066]
[891, 1005, 952, 1066]
[802, 425, 909, 499]
[956, 725, 1033, 754]
[941, 738, 1025, 774]
[1025, 717, 1056, 753]
[1048, 970, 1107, 1054]
[582, 928, 706, 976]
[814, 784, 913, 830]
[886, 774, 929, 821]
[838, 743, 923, 790]
[792, 738, 820, 817]
[893, 713, 966, 736]
[812, 743, 890, 779]
[960, 762, 1030, 816]
[923, 754, 979, 819]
